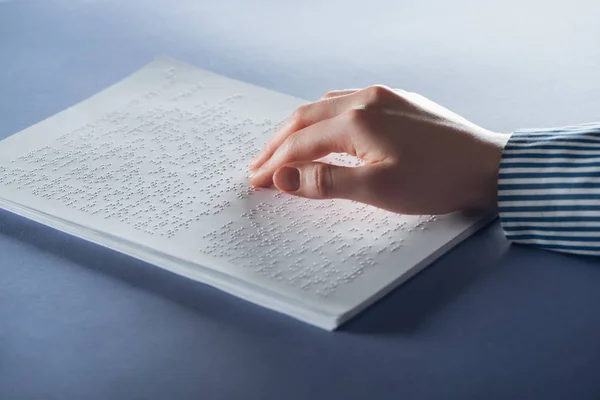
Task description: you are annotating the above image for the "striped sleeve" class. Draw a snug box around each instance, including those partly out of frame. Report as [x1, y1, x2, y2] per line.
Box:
[498, 122, 600, 256]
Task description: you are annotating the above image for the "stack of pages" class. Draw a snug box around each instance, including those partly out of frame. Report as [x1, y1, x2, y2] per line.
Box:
[0, 58, 491, 330]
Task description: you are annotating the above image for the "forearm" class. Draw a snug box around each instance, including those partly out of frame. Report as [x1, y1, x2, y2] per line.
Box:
[498, 122, 600, 255]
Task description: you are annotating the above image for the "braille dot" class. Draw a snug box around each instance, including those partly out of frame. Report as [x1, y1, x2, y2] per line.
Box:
[0, 80, 441, 298]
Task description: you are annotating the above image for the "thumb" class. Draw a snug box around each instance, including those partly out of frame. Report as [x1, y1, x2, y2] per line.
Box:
[273, 161, 367, 201]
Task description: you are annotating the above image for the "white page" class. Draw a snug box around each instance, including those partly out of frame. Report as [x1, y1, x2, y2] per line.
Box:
[0, 58, 491, 329]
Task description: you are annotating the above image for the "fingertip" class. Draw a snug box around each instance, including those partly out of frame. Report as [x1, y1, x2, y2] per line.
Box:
[247, 174, 260, 187]
[248, 169, 273, 188]
[247, 169, 258, 184]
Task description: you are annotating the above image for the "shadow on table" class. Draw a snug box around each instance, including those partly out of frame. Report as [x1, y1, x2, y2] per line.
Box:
[341, 223, 512, 335]
[1, 208, 513, 336]
[0, 209, 290, 335]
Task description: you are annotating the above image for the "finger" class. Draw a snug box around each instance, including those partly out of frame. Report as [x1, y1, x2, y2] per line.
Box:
[250, 95, 356, 171]
[249, 92, 364, 172]
[249, 113, 357, 188]
[320, 89, 359, 99]
[272, 161, 375, 202]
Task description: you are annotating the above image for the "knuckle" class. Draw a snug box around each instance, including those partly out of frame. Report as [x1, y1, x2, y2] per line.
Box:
[269, 136, 298, 168]
[364, 84, 392, 103]
[314, 163, 333, 198]
[289, 104, 310, 126]
[322, 90, 338, 99]
[279, 134, 297, 155]
[296, 103, 310, 115]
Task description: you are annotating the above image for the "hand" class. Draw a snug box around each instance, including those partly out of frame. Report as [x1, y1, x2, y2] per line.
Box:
[248, 86, 509, 215]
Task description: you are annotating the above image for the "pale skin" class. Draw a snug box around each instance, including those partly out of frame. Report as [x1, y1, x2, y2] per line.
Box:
[248, 85, 510, 215]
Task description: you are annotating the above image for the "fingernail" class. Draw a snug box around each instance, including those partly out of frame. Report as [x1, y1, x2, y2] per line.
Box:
[277, 166, 300, 192]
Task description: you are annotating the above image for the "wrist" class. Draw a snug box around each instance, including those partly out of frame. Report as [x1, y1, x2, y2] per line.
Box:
[473, 131, 511, 211]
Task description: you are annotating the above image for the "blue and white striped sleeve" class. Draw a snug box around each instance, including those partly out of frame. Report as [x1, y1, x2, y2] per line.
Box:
[498, 122, 600, 256]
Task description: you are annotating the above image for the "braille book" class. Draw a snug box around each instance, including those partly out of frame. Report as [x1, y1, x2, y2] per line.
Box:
[0, 58, 492, 330]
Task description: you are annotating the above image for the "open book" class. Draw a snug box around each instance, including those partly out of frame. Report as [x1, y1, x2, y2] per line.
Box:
[0, 58, 492, 330]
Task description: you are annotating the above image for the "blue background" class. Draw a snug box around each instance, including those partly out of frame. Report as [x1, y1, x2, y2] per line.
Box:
[1, 0, 600, 398]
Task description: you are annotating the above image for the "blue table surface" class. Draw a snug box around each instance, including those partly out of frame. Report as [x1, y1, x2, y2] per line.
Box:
[2, 1, 600, 399]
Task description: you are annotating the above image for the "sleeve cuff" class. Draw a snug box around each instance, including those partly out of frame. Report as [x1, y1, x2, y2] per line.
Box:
[498, 122, 600, 255]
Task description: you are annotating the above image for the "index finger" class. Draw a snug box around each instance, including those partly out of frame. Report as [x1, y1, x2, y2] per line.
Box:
[249, 92, 360, 171]
[249, 112, 359, 188]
